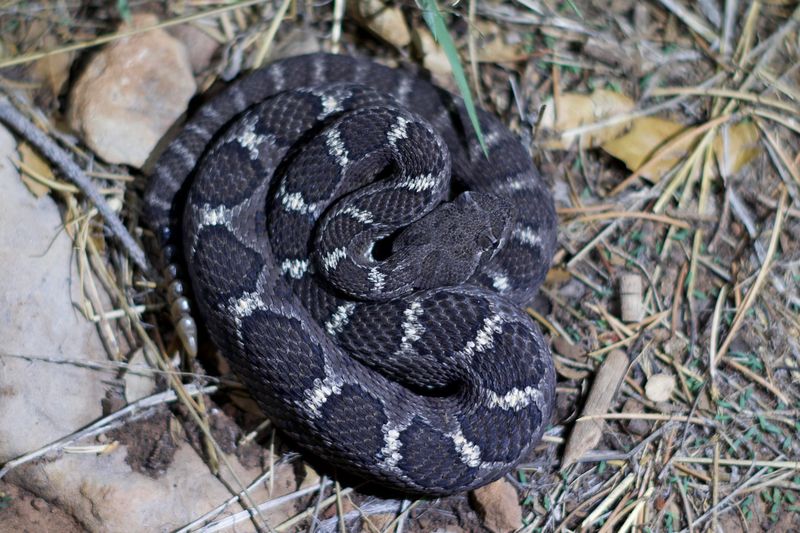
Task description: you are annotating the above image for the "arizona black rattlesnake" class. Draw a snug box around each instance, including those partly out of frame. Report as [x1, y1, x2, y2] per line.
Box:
[145, 52, 557, 495]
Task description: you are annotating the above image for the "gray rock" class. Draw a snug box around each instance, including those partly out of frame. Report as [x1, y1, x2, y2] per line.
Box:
[0, 125, 296, 531]
[0, 124, 107, 461]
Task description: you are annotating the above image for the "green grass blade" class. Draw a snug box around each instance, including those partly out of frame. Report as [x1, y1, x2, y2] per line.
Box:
[417, 0, 488, 156]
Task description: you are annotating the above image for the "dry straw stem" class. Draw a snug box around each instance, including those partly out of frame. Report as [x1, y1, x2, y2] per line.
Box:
[561, 349, 628, 468]
[570, 210, 691, 229]
[556, 203, 619, 215]
[585, 303, 703, 383]
[274, 486, 357, 532]
[330, 0, 346, 53]
[708, 285, 729, 398]
[252, 0, 294, 68]
[712, 440, 720, 530]
[713, 187, 789, 366]
[757, 120, 800, 188]
[467, 0, 485, 103]
[657, 0, 719, 46]
[578, 412, 716, 428]
[723, 358, 790, 405]
[15, 158, 117, 194]
[651, 87, 800, 115]
[382, 499, 419, 533]
[580, 472, 635, 530]
[752, 108, 800, 135]
[553, 482, 618, 532]
[125, 314, 267, 526]
[0, 0, 270, 69]
[335, 480, 347, 533]
[193, 481, 340, 532]
[672, 456, 800, 471]
[0, 97, 150, 272]
[617, 486, 654, 533]
[566, 175, 671, 269]
[559, 5, 799, 144]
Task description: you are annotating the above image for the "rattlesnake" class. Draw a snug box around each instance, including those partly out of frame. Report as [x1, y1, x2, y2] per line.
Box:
[145, 52, 557, 495]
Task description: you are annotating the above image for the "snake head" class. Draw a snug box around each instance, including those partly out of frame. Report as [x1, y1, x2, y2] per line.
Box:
[394, 191, 514, 290]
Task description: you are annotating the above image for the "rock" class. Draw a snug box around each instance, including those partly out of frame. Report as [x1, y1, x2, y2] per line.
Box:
[122, 348, 156, 403]
[0, 125, 107, 462]
[272, 28, 323, 60]
[30, 497, 47, 511]
[68, 13, 196, 168]
[645, 373, 676, 403]
[169, 23, 220, 74]
[470, 479, 523, 533]
[622, 398, 651, 436]
[0, 481, 83, 532]
[0, 125, 296, 530]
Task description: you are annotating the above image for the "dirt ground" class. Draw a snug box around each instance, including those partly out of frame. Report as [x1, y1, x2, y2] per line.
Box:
[0, 0, 798, 531]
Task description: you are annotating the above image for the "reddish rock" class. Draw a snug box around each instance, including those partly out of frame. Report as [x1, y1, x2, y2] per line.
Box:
[68, 14, 195, 168]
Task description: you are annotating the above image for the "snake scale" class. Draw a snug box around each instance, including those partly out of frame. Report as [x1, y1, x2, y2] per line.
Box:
[144, 53, 557, 495]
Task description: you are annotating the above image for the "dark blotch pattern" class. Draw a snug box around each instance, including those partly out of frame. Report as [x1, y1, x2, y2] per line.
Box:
[239, 311, 327, 404]
[314, 383, 389, 464]
[397, 417, 478, 489]
[188, 225, 262, 307]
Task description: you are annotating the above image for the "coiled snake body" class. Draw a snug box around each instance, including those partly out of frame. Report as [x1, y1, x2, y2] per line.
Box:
[145, 53, 557, 495]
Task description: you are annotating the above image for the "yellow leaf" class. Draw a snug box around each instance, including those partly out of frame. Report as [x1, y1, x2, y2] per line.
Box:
[32, 53, 74, 96]
[351, 0, 411, 48]
[602, 117, 693, 181]
[474, 21, 527, 63]
[18, 142, 53, 198]
[712, 122, 759, 175]
[541, 89, 635, 149]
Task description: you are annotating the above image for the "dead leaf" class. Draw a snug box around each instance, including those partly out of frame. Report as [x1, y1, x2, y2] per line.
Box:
[350, 0, 410, 48]
[541, 89, 634, 149]
[18, 142, 53, 198]
[645, 373, 675, 402]
[32, 52, 74, 96]
[622, 398, 651, 436]
[474, 21, 527, 63]
[602, 117, 694, 181]
[713, 122, 759, 175]
[555, 357, 591, 380]
[411, 27, 451, 82]
[298, 464, 320, 490]
[545, 266, 572, 284]
[541, 93, 592, 138]
[552, 336, 586, 360]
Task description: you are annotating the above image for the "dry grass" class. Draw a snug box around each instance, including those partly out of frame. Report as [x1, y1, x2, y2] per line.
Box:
[0, 0, 798, 531]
